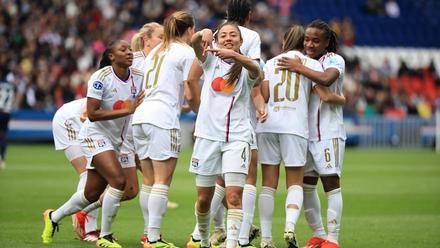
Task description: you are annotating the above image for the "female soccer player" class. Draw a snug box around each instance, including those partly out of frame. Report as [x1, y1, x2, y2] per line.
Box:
[256, 25, 345, 248]
[277, 20, 347, 248]
[41, 39, 145, 248]
[189, 21, 260, 248]
[186, 1, 264, 247]
[132, 11, 199, 248]
[52, 98, 100, 241]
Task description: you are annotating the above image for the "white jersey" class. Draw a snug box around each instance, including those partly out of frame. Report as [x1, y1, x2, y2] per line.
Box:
[238, 26, 261, 60]
[256, 51, 322, 139]
[195, 52, 257, 143]
[131, 51, 147, 71]
[309, 52, 346, 141]
[132, 42, 195, 129]
[79, 66, 144, 148]
[53, 98, 86, 130]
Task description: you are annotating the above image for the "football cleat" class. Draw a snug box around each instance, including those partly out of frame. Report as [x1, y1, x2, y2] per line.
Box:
[144, 238, 178, 248]
[186, 236, 201, 248]
[248, 225, 260, 243]
[284, 230, 299, 248]
[209, 228, 226, 245]
[260, 240, 276, 248]
[141, 234, 149, 245]
[167, 201, 179, 209]
[83, 230, 100, 242]
[96, 234, 121, 248]
[303, 236, 326, 248]
[320, 240, 339, 248]
[72, 211, 88, 239]
[41, 209, 59, 244]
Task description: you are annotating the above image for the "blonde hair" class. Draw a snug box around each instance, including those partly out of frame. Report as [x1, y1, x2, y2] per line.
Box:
[154, 11, 194, 57]
[282, 25, 305, 53]
[131, 22, 162, 52]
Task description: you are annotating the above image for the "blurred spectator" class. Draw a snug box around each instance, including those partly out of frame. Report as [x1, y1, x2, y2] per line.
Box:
[385, 0, 400, 18]
[0, 0, 438, 120]
[363, 0, 385, 15]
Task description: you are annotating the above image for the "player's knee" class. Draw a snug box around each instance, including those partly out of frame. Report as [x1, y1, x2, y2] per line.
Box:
[110, 176, 126, 191]
[226, 190, 242, 208]
[84, 189, 101, 202]
[197, 195, 212, 212]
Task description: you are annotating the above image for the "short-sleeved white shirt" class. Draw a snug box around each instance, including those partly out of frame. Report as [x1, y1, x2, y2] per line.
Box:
[79, 66, 144, 148]
[309, 52, 346, 141]
[132, 42, 196, 130]
[131, 51, 147, 72]
[256, 51, 322, 139]
[238, 26, 261, 60]
[194, 53, 257, 143]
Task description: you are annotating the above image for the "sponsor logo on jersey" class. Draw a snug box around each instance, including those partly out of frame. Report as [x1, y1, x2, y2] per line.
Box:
[93, 81, 103, 90]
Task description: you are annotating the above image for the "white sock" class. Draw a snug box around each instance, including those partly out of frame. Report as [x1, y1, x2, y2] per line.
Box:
[85, 208, 99, 233]
[192, 223, 201, 240]
[140, 184, 152, 235]
[214, 206, 226, 230]
[75, 171, 98, 233]
[196, 210, 210, 247]
[100, 187, 124, 237]
[83, 200, 101, 215]
[303, 184, 326, 238]
[76, 171, 87, 192]
[259, 186, 276, 240]
[51, 191, 90, 223]
[285, 185, 303, 232]
[326, 188, 342, 243]
[211, 184, 226, 217]
[238, 184, 256, 245]
[148, 184, 169, 242]
[226, 209, 243, 248]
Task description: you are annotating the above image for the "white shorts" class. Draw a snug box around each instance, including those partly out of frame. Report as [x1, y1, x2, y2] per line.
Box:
[132, 123, 180, 161]
[250, 129, 258, 151]
[305, 138, 345, 177]
[257, 133, 308, 167]
[119, 130, 136, 169]
[53, 120, 80, 150]
[190, 137, 250, 176]
[80, 135, 117, 170]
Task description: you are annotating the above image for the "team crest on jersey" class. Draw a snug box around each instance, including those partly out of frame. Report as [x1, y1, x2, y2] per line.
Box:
[120, 154, 129, 164]
[93, 81, 103, 90]
[131, 85, 137, 98]
[97, 139, 106, 148]
[191, 158, 199, 169]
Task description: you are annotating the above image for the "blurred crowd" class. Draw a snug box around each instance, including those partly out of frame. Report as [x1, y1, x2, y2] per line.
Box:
[0, 0, 438, 118]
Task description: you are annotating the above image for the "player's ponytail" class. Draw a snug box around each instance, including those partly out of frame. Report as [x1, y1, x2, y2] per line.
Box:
[131, 22, 162, 52]
[281, 25, 305, 53]
[226, 0, 252, 26]
[154, 11, 194, 57]
[307, 20, 339, 53]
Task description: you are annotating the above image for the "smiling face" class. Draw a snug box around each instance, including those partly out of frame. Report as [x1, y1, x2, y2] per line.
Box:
[304, 27, 329, 59]
[110, 40, 133, 68]
[216, 24, 242, 52]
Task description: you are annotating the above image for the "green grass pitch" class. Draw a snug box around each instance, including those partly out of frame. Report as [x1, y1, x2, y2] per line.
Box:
[0, 144, 439, 247]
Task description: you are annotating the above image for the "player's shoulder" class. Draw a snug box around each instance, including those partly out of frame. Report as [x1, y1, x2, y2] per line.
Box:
[133, 51, 145, 59]
[130, 67, 144, 78]
[238, 26, 260, 39]
[91, 66, 112, 82]
[320, 52, 345, 64]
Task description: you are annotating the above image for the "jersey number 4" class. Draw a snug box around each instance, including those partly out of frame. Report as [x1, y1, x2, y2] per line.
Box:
[273, 69, 300, 102]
